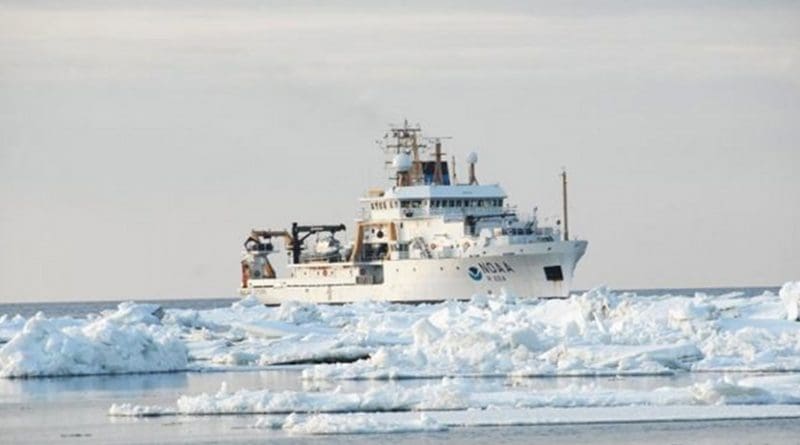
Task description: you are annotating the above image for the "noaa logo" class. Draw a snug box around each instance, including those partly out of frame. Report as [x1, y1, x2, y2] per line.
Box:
[469, 261, 515, 282]
[467, 266, 483, 281]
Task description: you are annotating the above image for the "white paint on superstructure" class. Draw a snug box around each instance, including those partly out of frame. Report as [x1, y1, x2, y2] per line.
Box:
[240, 122, 587, 304]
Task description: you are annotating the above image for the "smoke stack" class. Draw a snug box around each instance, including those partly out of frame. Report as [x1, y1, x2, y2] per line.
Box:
[467, 152, 478, 185]
[433, 141, 443, 185]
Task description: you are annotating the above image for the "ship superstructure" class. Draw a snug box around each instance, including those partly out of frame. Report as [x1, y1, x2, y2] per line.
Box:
[240, 122, 587, 304]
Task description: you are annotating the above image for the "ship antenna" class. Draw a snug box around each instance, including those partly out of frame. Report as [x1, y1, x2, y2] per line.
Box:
[382, 120, 425, 185]
[561, 168, 569, 241]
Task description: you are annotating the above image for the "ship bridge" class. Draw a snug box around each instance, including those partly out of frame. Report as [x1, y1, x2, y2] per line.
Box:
[361, 184, 508, 220]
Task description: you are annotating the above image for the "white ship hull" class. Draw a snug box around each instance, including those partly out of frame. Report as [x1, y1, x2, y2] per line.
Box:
[245, 240, 587, 304]
[239, 122, 589, 306]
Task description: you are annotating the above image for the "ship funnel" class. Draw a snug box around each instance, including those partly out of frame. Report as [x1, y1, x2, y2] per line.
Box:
[467, 151, 479, 185]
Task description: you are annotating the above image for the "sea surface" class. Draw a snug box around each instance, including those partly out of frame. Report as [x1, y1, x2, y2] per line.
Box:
[0, 297, 238, 319]
[0, 286, 793, 445]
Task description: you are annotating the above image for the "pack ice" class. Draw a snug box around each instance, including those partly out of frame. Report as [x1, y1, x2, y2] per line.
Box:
[0, 302, 187, 377]
[108, 375, 800, 434]
[1, 282, 799, 379]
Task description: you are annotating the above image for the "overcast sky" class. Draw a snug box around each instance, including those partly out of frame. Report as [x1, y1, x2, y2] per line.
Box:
[1, 1, 798, 302]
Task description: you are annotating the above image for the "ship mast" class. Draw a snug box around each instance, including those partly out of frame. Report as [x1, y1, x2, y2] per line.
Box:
[561, 168, 569, 241]
[382, 120, 426, 185]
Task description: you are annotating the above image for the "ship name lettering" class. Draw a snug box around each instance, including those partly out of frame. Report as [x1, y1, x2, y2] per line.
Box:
[478, 262, 515, 274]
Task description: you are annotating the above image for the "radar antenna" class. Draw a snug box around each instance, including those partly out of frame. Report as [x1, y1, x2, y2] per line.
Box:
[380, 119, 426, 185]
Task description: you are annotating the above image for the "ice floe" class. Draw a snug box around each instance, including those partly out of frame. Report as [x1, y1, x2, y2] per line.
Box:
[281, 412, 446, 434]
[304, 284, 800, 380]
[108, 374, 800, 419]
[259, 405, 800, 435]
[0, 303, 186, 378]
[106, 375, 800, 435]
[1, 283, 799, 379]
[780, 281, 800, 321]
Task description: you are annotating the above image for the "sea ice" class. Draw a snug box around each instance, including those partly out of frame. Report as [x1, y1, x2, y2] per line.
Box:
[281, 412, 446, 435]
[2, 283, 799, 379]
[0, 303, 186, 378]
[262, 405, 800, 434]
[0, 314, 26, 343]
[303, 283, 800, 380]
[108, 375, 800, 418]
[780, 281, 800, 321]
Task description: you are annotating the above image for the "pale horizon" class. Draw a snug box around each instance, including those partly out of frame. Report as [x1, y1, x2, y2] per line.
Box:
[1, 1, 798, 303]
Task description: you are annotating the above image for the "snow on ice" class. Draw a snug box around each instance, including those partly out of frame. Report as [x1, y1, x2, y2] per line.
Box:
[0, 302, 186, 377]
[107, 375, 800, 434]
[1, 283, 799, 380]
[108, 375, 800, 418]
[264, 405, 800, 435]
[280, 412, 446, 435]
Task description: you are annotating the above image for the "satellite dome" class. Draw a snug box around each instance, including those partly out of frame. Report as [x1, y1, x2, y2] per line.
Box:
[393, 152, 413, 172]
[466, 152, 478, 165]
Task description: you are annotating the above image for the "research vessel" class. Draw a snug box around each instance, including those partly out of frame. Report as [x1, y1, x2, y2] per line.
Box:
[240, 122, 587, 304]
